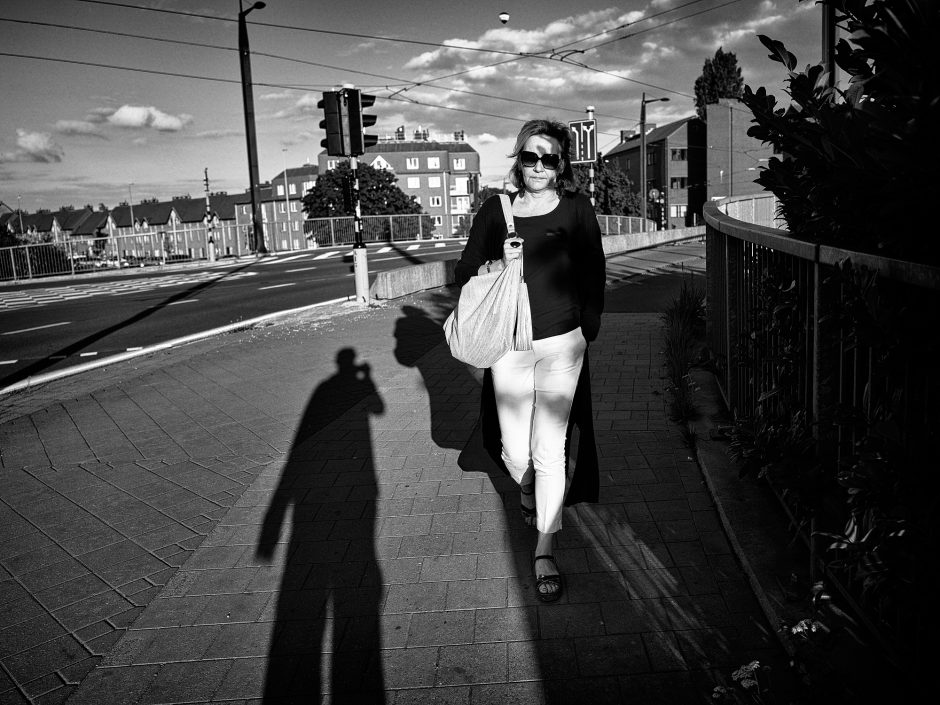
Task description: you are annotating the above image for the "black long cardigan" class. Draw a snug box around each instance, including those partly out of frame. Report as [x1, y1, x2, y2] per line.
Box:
[453, 191, 605, 506]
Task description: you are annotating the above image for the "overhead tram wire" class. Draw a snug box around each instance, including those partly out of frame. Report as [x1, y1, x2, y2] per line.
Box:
[71, 0, 541, 60]
[67, 0, 741, 110]
[54, 0, 754, 124]
[0, 18, 632, 125]
[0, 51, 626, 138]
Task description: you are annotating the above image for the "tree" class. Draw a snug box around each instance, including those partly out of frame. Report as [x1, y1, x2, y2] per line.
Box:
[303, 161, 421, 218]
[472, 185, 506, 211]
[742, 0, 938, 264]
[694, 47, 744, 121]
[573, 160, 641, 216]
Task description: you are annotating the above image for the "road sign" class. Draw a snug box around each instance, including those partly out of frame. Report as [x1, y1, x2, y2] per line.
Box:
[568, 119, 597, 164]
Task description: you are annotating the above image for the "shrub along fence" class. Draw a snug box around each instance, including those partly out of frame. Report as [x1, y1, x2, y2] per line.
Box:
[704, 195, 940, 677]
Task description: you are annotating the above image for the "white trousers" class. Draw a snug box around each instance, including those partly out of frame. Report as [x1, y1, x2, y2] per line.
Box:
[491, 327, 587, 534]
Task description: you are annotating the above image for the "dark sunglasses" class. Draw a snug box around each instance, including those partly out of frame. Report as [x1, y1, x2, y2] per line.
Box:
[520, 151, 561, 170]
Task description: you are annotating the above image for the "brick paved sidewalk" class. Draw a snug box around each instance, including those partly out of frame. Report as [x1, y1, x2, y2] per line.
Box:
[1, 281, 786, 705]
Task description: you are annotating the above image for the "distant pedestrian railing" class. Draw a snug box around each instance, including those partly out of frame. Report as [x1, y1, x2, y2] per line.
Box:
[1, 210, 656, 283]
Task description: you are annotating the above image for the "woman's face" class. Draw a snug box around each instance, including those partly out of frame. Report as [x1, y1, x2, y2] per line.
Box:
[520, 134, 562, 195]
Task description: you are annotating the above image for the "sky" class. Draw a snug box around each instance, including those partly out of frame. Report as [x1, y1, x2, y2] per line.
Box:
[0, 0, 822, 212]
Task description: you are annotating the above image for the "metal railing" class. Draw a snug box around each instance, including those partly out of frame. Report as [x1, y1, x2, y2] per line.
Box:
[704, 193, 940, 665]
[2, 210, 655, 283]
[704, 196, 940, 435]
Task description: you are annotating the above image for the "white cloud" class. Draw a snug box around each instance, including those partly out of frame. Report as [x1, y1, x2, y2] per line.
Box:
[191, 129, 242, 140]
[107, 105, 193, 132]
[55, 120, 107, 138]
[475, 133, 499, 144]
[0, 129, 65, 163]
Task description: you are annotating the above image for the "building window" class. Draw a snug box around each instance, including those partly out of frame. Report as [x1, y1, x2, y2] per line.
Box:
[303, 180, 315, 192]
[293, 221, 300, 231]
[453, 158, 466, 170]
[280, 222, 287, 232]
[406, 157, 419, 169]
[291, 202, 299, 212]
[276, 184, 285, 196]
[279, 202, 286, 213]
[669, 204, 688, 218]
[671, 149, 687, 161]
[413, 196, 421, 205]
[427, 157, 440, 169]
[407, 177, 420, 189]
[452, 176, 469, 195]
[327, 159, 339, 170]
[450, 196, 470, 212]
[289, 183, 297, 195]
[670, 177, 688, 189]
[432, 215, 443, 226]
[242, 205, 249, 215]
[429, 196, 442, 208]
[646, 152, 655, 166]
[428, 176, 441, 188]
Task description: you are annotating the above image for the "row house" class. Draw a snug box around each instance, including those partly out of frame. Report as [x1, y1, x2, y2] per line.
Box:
[2, 163, 318, 256]
[231, 163, 318, 251]
[316, 129, 480, 235]
[603, 103, 774, 228]
[604, 117, 707, 228]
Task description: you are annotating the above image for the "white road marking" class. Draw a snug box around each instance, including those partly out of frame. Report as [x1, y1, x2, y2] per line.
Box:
[126, 347, 143, 351]
[286, 267, 317, 273]
[259, 254, 309, 264]
[259, 283, 296, 290]
[79, 352, 98, 357]
[0, 360, 17, 365]
[376, 247, 392, 254]
[406, 244, 420, 250]
[169, 299, 199, 305]
[434, 243, 446, 248]
[2, 321, 71, 336]
[313, 251, 340, 260]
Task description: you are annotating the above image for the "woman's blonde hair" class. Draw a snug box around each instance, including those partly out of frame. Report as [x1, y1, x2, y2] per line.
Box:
[507, 118, 574, 194]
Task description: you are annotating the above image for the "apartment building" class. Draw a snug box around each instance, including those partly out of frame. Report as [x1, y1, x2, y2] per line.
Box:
[316, 128, 480, 235]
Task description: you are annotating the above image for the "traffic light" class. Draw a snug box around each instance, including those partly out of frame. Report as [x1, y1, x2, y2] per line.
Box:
[318, 91, 348, 156]
[347, 89, 378, 156]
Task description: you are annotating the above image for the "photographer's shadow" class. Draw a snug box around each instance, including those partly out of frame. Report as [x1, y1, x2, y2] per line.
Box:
[256, 347, 386, 703]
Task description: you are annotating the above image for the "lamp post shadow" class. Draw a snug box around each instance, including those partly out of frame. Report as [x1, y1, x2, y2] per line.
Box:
[256, 347, 386, 703]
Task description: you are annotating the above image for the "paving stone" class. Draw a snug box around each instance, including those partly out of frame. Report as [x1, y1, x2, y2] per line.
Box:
[407, 610, 476, 647]
[436, 643, 507, 686]
[63, 664, 160, 705]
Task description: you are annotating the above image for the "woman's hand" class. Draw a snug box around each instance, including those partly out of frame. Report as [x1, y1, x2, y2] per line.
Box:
[502, 237, 523, 265]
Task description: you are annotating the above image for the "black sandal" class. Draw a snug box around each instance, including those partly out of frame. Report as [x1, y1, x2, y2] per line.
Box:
[520, 483, 536, 526]
[534, 554, 563, 603]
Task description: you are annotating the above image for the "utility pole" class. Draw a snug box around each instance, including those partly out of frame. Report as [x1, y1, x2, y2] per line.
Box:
[585, 106, 596, 207]
[639, 93, 669, 230]
[204, 168, 216, 262]
[238, 0, 266, 255]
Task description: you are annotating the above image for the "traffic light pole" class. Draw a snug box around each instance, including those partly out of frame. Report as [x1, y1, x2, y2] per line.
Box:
[350, 156, 370, 304]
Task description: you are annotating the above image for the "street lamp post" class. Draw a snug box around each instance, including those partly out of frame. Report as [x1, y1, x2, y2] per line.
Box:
[639, 92, 669, 230]
[238, 0, 266, 255]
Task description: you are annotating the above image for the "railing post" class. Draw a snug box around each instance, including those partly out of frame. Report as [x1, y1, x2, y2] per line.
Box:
[9, 249, 16, 280]
[26, 245, 34, 279]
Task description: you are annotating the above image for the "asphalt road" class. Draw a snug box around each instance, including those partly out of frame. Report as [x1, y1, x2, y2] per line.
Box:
[0, 238, 707, 391]
[0, 240, 466, 389]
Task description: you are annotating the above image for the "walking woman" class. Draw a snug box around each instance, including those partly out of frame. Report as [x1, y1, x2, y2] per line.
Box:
[454, 118, 606, 602]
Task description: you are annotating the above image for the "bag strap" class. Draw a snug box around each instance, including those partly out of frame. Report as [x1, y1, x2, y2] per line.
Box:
[497, 194, 523, 280]
[498, 194, 515, 236]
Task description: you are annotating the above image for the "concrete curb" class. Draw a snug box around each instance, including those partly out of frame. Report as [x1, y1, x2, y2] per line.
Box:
[686, 368, 807, 662]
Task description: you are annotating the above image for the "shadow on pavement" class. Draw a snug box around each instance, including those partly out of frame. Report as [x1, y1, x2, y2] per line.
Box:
[256, 347, 387, 702]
